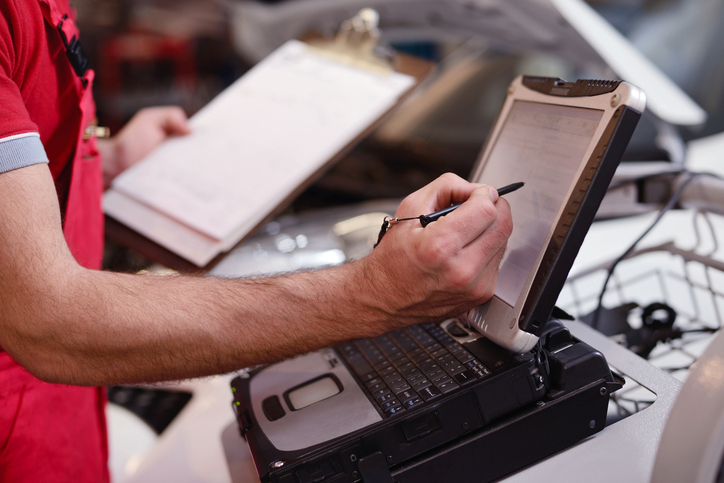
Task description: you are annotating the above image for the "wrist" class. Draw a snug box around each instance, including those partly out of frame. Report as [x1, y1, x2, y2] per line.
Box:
[340, 256, 403, 336]
[97, 137, 121, 188]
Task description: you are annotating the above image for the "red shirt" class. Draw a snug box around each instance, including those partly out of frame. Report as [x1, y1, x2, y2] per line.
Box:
[0, 0, 79, 197]
[0, 0, 108, 480]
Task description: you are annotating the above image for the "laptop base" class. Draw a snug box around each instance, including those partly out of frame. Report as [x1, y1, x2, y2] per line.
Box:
[390, 377, 612, 483]
[231, 321, 622, 483]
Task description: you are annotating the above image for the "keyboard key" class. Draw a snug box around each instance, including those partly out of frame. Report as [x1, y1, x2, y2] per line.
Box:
[403, 397, 424, 409]
[347, 355, 373, 377]
[368, 353, 386, 365]
[338, 323, 493, 417]
[364, 377, 382, 388]
[367, 382, 387, 393]
[339, 343, 360, 357]
[374, 334, 393, 345]
[376, 392, 395, 404]
[431, 348, 448, 358]
[408, 349, 426, 361]
[432, 374, 452, 386]
[447, 345, 463, 355]
[426, 368, 444, 379]
[466, 361, 491, 378]
[381, 398, 401, 410]
[417, 337, 435, 347]
[456, 351, 475, 364]
[382, 372, 403, 385]
[439, 355, 457, 367]
[360, 372, 378, 382]
[418, 385, 442, 402]
[396, 389, 417, 404]
[378, 366, 397, 376]
[390, 353, 408, 364]
[396, 362, 415, 374]
[412, 379, 432, 391]
[403, 370, 422, 383]
[453, 370, 477, 386]
[385, 405, 405, 417]
[437, 380, 459, 394]
[391, 382, 411, 394]
[436, 335, 456, 345]
[384, 349, 402, 360]
[446, 364, 466, 375]
[418, 357, 434, 367]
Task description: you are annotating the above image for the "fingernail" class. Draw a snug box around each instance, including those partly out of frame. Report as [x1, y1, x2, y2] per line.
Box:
[488, 187, 499, 202]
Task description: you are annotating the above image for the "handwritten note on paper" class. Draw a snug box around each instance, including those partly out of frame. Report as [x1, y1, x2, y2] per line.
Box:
[109, 40, 415, 251]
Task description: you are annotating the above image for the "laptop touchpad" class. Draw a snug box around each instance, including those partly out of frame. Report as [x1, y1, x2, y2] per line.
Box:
[250, 349, 383, 451]
[286, 374, 342, 410]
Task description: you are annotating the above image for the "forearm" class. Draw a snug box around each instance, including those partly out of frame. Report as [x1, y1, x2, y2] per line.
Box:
[1, 166, 511, 387]
[13, 260, 389, 386]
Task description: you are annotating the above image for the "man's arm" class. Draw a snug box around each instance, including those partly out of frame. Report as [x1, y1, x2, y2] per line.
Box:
[0, 166, 510, 387]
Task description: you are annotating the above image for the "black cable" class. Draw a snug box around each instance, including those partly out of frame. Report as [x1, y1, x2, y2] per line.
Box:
[605, 168, 687, 192]
[591, 171, 722, 330]
[680, 327, 718, 334]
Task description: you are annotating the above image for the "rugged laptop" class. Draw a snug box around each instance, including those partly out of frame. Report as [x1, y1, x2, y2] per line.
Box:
[231, 76, 645, 482]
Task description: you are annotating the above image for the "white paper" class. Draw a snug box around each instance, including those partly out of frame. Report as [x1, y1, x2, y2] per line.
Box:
[107, 40, 415, 262]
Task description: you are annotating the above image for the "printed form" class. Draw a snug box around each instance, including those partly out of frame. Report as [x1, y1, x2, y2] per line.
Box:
[104, 40, 415, 266]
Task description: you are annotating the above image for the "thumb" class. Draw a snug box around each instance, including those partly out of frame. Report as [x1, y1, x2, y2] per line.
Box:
[161, 107, 191, 136]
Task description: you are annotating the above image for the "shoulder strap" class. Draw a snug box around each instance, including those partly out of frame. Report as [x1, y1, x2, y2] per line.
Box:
[37, 0, 90, 85]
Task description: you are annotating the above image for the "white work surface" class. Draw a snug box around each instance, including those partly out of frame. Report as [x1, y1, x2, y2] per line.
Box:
[109, 132, 724, 483]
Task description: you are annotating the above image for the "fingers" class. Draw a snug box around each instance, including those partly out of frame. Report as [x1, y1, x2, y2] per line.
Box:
[132, 106, 191, 137]
[397, 173, 477, 217]
[386, 173, 511, 259]
[431, 198, 510, 296]
[469, 243, 508, 304]
[364, 174, 514, 324]
[425, 184, 505, 251]
[158, 107, 191, 136]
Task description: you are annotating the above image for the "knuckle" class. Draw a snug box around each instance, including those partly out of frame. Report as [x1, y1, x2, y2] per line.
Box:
[477, 197, 497, 221]
[439, 172, 462, 184]
[397, 196, 414, 214]
[498, 211, 513, 238]
[418, 236, 454, 266]
[472, 274, 497, 302]
[448, 264, 478, 291]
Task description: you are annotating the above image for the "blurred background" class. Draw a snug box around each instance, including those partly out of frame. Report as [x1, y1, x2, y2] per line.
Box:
[73, 0, 724, 480]
[78, 0, 724, 231]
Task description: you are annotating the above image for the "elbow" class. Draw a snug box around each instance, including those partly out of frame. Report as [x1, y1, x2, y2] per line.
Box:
[0, 337, 80, 385]
[0, 308, 96, 386]
[0, 254, 98, 385]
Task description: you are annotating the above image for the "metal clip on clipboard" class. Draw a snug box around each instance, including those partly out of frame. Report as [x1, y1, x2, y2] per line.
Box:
[307, 8, 394, 75]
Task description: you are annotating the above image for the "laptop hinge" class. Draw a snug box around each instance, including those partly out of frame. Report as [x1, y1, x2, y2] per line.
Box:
[358, 452, 393, 483]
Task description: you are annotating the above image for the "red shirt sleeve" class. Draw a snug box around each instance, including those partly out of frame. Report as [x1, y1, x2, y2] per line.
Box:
[0, 0, 43, 141]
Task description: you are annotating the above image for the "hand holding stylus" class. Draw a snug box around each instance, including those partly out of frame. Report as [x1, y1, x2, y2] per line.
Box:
[375, 181, 524, 247]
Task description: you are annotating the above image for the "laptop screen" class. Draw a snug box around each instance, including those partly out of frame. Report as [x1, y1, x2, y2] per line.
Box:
[477, 101, 604, 308]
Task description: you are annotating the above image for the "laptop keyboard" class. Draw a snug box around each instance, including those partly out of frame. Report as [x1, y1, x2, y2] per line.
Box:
[338, 323, 491, 417]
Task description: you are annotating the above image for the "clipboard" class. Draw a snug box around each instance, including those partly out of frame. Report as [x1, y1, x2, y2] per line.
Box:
[103, 9, 433, 272]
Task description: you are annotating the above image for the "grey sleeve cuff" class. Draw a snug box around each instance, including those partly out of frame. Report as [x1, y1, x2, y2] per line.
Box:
[0, 134, 50, 174]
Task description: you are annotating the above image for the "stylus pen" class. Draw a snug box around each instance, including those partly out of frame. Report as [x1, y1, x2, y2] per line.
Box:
[419, 181, 525, 227]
